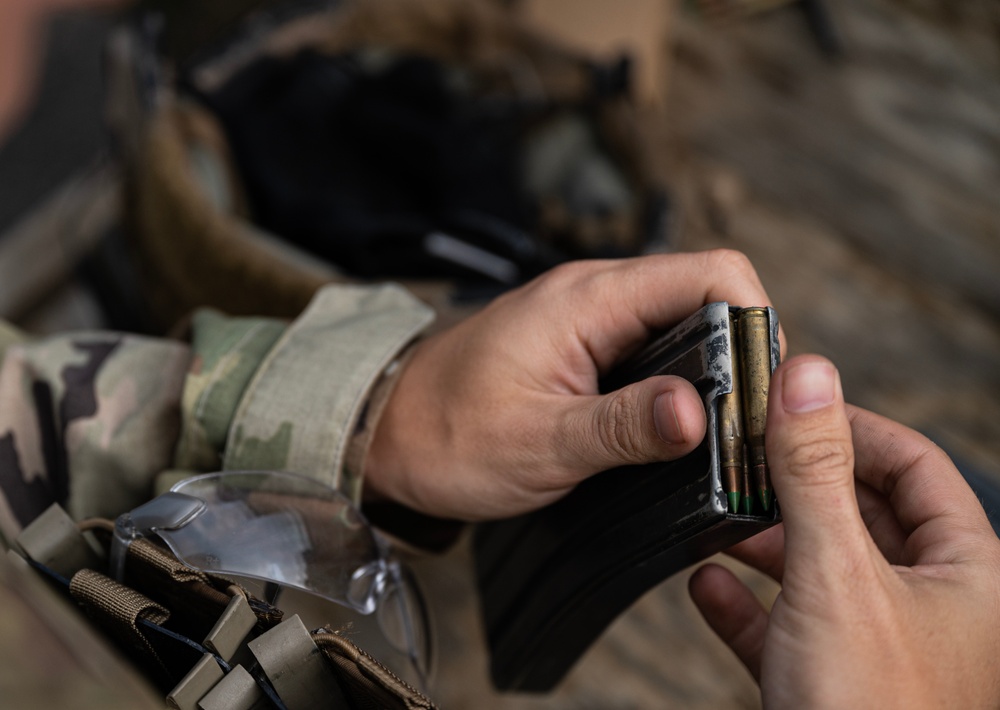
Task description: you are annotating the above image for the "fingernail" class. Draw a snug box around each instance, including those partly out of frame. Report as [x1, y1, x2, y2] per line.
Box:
[782, 361, 837, 413]
[654, 392, 684, 444]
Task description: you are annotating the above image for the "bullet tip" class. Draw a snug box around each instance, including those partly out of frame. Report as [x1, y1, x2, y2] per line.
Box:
[727, 491, 741, 514]
[759, 488, 773, 512]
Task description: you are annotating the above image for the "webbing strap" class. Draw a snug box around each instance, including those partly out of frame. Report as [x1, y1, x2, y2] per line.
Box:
[126, 538, 284, 629]
[70, 567, 171, 673]
[129, 537, 216, 586]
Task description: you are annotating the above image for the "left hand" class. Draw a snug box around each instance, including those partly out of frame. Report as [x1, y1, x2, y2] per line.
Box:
[364, 250, 780, 521]
[688, 355, 1000, 709]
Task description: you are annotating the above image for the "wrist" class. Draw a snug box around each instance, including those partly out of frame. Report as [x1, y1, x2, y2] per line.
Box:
[354, 345, 420, 506]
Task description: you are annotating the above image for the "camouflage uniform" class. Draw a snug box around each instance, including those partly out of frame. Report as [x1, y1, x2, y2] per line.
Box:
[0, 282, 434, 546]
[0, 282, 434, 706]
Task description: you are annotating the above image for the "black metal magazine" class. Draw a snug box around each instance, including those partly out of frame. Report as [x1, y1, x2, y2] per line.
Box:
[474, 302, 781, 692]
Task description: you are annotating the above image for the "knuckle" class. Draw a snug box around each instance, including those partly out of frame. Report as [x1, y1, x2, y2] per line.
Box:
[543, 260, 590, 287]
[708, 248, 756, 281]
[597, 388, 645, 462]
[531, 261, 591, 300]
[540, 260, 621, 308]
[915, 439, 951, 469]
[781, 433, 853, 484]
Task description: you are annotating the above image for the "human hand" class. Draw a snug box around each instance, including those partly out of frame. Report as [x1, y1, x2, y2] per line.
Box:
[364, 250, 779, 521]
[689, 355, 1000, 709]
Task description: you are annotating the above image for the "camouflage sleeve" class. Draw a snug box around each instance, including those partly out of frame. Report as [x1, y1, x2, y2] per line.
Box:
[220, 284, 434, 502]
[0, 283, 434, 545]
[0, 331, 190, 544]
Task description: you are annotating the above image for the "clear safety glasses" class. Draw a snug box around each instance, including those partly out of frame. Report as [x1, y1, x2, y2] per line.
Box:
[111, 471, 431, 687]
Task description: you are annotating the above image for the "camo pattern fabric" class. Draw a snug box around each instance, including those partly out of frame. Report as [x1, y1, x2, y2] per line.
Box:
[172, 309, 287, 472]
[223, 283, 434, 501]
[0, 332, 190, 546]
[0, 283, 434, 547]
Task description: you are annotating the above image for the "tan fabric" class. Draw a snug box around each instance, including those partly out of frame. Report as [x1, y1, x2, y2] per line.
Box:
[172, 310, 287, 473]
[0, 552, 162, 708]
[130, 105, 338, 330]
[0, 332, 191, 542]
[0, 281, 435, 550]
[123, 537, 283, 633]
[224, 284, 434, 501]
[70, 568, 170, 628]
[315, 631, 438, 710]
[69, 567, 171, 674]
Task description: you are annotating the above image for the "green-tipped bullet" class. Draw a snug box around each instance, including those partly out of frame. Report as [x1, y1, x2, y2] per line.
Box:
[758, 481, 773, 513]
[738, 308, 773, 518]
[727, 490, 742, 515]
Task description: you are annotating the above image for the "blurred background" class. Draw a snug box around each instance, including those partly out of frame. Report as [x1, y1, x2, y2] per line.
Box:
[1, 0, 998, 707]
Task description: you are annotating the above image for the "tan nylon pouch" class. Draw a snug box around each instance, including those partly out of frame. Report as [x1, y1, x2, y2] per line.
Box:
[123, 537, 283, 631]
[314, 632, 438, 710]
[130, 538, 440, 707]
[66, 519, 440, 708]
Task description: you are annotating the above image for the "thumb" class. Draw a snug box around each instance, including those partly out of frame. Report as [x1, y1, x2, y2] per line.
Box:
[766, 355, 870, 576]
[562, 375, 706, 474]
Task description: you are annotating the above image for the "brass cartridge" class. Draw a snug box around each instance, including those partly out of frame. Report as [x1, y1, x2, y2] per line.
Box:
[737, 307, 773, 512]
[718, 313, 745, 514]
[740, 462, 754, 516]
